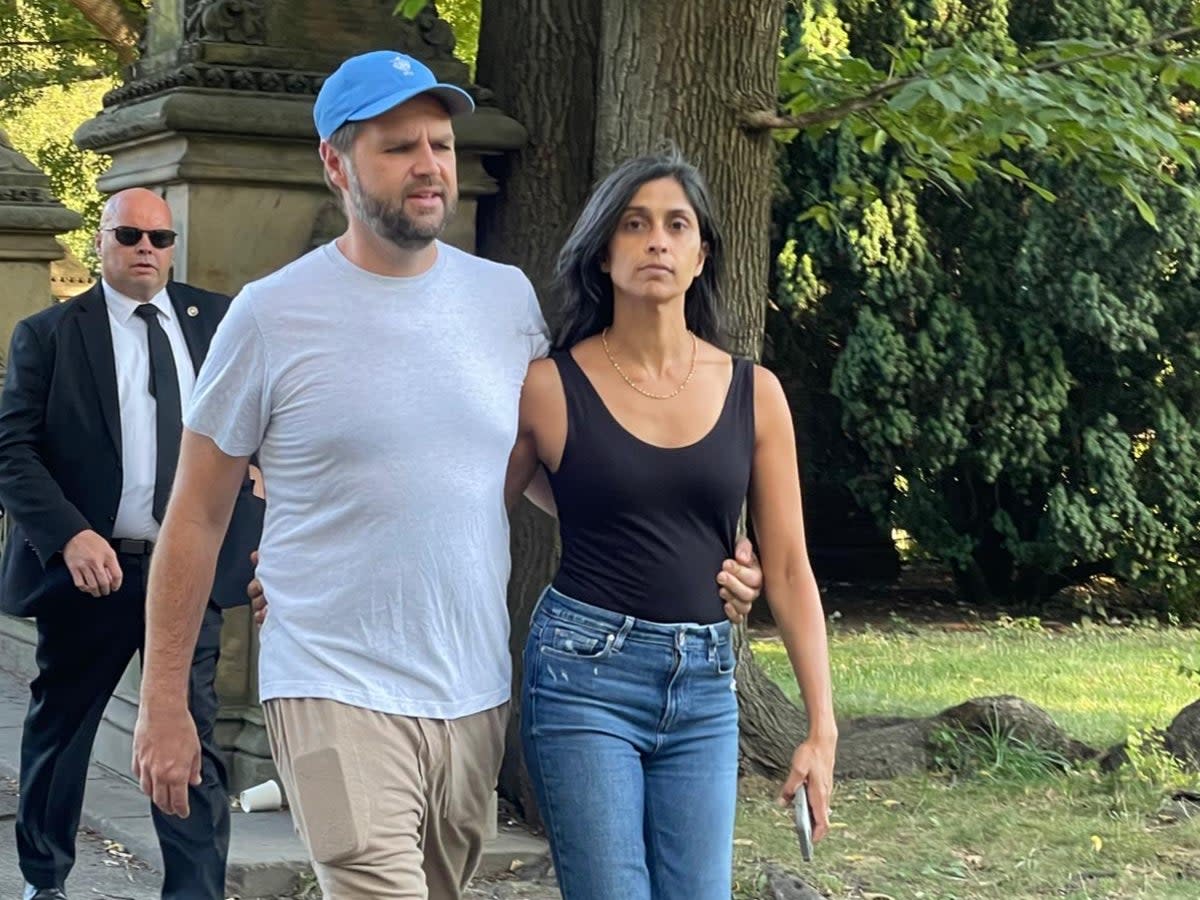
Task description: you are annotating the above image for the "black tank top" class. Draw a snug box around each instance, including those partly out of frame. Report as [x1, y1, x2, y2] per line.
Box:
[548, 350, 755, 624]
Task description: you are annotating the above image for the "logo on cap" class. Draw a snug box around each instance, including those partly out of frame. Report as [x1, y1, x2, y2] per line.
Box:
[393, 56, 414, 76]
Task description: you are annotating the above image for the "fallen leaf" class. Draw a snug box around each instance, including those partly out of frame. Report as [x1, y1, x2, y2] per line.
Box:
[1091, 835, 1104, 852]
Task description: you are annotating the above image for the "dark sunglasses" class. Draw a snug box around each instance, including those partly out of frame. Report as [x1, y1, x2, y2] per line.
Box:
[103, 226, 177, 249]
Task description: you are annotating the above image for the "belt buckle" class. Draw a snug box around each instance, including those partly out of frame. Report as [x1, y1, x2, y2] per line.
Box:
[116, 538, 152, 556]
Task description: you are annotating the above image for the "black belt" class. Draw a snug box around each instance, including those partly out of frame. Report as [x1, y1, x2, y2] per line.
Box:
[109, 538, 154, 556]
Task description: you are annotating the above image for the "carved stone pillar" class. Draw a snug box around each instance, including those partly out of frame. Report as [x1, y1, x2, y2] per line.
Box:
[74, 0, 525, 792]
[50, 247, 96, 302]
[0, 131, 83, 709]
[0, 130, 82, 354]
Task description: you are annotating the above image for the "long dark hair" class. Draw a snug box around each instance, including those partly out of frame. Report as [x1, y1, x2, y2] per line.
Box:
[553, 149, 726, 350]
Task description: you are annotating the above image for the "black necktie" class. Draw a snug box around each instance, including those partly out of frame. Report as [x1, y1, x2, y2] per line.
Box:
[133, 304, 182, 523]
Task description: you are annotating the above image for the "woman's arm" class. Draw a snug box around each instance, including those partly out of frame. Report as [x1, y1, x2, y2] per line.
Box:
[747, 364, 837, 840]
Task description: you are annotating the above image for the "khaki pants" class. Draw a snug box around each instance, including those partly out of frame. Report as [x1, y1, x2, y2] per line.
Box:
[264, 698, 508, 900]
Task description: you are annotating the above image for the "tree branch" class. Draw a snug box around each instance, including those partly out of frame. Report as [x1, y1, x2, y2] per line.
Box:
[1026, 24, 1200, 74]
[0, 38, 121, 48]
[66, 0, 142, 66]
[743, 25, 1200, 132]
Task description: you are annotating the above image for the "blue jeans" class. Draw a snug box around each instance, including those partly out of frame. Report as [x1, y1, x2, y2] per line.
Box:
[521, 587, 739, 900]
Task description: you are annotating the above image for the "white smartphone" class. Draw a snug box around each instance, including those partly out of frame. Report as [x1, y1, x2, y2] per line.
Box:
[793, 783, 814, 862]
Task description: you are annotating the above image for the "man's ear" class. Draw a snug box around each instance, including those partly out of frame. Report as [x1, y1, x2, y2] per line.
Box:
[320, 141, 351, 194]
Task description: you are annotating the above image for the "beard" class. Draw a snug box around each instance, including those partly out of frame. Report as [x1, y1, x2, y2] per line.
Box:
[346, 170, 458, 250]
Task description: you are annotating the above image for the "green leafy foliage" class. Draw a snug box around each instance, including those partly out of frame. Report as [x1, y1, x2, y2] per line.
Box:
[772, 0, 1200, 605]
[0, 0, 138, 115]
[434, 0, 480, 70]
[773, 13, 1200, 226]
[1, 0, 135, 266]
[4, 73, 114, 268]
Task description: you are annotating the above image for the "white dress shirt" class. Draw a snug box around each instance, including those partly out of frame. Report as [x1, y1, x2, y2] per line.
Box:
[103, 281, 197, 541]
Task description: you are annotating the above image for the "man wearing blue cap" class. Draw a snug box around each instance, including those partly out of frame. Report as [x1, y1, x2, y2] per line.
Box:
[130, 49, 761, 898]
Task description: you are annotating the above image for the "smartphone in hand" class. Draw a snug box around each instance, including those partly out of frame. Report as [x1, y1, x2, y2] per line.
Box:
[793, 783, 814, 862]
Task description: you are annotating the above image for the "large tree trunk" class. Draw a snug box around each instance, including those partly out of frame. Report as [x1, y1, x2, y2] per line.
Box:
[593, 1, 780, 357]
[476, 0, 601, 824]
[734, 635, 810, 776]
[477, 0, 805, 821]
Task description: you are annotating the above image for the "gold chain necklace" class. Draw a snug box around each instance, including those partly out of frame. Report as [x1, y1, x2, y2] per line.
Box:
[601, 328, 698, 400]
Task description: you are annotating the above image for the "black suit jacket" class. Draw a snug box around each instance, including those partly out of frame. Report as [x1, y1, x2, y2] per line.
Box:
[0, 281, 263, 617]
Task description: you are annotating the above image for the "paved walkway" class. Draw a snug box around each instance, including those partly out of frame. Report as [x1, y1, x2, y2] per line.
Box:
[0, 663, 557, 898]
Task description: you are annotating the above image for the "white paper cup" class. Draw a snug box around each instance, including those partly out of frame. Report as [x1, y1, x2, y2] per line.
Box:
[239, 779, 283, 812]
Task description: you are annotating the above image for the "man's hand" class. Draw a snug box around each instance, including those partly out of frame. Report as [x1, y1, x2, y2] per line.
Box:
[132, 704, 202, 818]
[247, 550, 267, 626]
[63, 529, 123, 597]
[718, 537, 763, 625]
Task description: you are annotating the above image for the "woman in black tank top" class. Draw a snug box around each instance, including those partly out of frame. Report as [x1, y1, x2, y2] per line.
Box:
[507, 151, 837, 900]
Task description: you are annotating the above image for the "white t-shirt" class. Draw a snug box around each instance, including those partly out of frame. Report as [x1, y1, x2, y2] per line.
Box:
[185, 240, 549, 719]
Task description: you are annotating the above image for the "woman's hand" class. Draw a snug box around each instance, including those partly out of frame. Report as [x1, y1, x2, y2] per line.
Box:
[778, 734, 837, 842]
[718, 537, 763, 624]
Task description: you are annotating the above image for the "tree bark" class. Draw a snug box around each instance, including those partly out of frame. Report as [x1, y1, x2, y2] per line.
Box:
[734, 635, 810, 777]
[594, 0, 780, 356]
[67, 0, 142, 64]
[476, 0, 601, 824]
[477, 0, 807, 818]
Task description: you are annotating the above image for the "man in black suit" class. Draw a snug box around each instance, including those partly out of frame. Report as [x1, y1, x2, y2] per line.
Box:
[0, 187, 259, 900]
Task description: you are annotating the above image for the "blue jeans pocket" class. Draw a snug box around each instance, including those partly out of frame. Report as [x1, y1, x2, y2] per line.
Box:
[540, 621, 617, 661]
[714, 636, 736, 674]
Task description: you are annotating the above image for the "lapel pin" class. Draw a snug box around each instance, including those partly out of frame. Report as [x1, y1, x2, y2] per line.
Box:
[187, 305, 199, 317]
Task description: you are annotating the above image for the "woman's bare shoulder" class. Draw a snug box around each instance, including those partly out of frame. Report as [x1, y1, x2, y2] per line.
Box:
[751, 363, 791, 429]
[525, 355, 561, 394]
[752, 362, 783, 391]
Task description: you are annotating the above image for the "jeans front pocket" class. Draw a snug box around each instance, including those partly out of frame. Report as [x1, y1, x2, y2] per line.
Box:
[539, 620, 617, 661]
[714, 635, 737, 675]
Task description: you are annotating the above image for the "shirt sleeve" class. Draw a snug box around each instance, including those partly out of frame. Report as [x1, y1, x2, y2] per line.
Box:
[524, 280, 551, 361]
[184, 288, 272, 457]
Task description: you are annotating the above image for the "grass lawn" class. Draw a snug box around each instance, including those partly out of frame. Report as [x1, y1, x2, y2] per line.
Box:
[735, 618, 1200, 898]
[752, 619, 1200, 747]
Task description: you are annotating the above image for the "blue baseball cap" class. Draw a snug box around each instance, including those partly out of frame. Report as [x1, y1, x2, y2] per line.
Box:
[313, 50, 475, 140]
